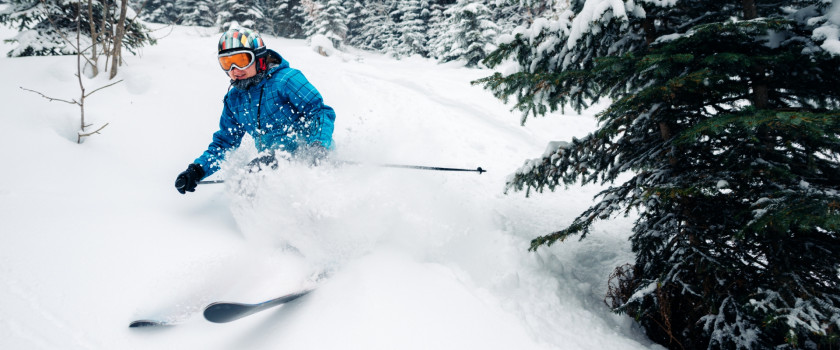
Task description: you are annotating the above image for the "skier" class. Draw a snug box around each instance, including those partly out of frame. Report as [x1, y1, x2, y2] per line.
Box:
[175, 27, 336, 194]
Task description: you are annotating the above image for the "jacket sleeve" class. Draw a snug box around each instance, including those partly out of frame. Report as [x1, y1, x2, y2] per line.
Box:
[194, 96, 246, 178]
[282, 70, 336, 148]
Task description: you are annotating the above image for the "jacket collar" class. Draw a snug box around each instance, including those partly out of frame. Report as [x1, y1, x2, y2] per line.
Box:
[229, 49, 289, 91]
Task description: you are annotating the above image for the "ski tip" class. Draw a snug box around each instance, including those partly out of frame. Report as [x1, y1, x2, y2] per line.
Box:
[203, 302, 248, 324]
[203, 289, 315, 324]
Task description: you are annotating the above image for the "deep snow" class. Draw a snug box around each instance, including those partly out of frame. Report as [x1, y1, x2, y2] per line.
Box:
[0, 23, 661, 349]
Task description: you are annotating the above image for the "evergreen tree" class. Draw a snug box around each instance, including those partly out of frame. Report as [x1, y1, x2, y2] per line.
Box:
[345, 0, 394, 52]
[0, 0, 154, 57]
[342, 0, 364, 41]
[265, 0, 306, 38]
[477, 0, 840, 348]
[434, 0, 496, 66]
[424, 0, 446, 56]
[305, 0, 348, 49]
[215, 0, 266, 32]
[136, 0, 178, 24]
[176, 0, 215, 26]
[490, 0, 556, 34]
[390, 0, 429, 57]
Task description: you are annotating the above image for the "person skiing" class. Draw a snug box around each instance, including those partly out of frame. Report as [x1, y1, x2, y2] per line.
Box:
[175, 27, 336, 194]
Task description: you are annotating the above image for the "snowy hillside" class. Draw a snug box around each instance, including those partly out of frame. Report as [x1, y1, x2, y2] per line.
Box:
[0, 24, 660, 349]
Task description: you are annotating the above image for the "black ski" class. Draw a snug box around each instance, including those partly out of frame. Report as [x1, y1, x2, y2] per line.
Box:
[129, 289, 313, 328]
[129, 319, 176, 328]
[203, 289, 313, 323]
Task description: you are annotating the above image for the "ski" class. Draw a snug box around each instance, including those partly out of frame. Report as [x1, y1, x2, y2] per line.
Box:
[203, 289, 313, 323]
[129, 319, 176, 328]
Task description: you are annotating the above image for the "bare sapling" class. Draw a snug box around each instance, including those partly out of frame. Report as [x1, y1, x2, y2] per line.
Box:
[21, 0, 123, 144]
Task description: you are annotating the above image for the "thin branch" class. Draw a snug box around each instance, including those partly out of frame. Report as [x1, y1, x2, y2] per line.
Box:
[129, 0, 151, 23]
[148, 22, 177, 33]
[85, 79, 123, 98]
[148, 22, 177, 40]
[77, 122, 110, 143]
[77, 122, 109, 137]
[20, 86, 78, 105]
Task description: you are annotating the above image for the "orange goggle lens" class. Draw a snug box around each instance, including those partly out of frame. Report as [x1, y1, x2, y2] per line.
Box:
[218, 51, 255, 71]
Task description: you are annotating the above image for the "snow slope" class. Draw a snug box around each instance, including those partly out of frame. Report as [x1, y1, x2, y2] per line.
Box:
[0, 24, 661, 349]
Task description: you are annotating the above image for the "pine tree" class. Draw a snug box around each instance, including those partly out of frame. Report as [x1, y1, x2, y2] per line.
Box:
[305, 0, 348, 49]
[215, 0, 266, 32]
[477, 0, 840, 348]
[424, 0, 446, 56]
[265, 0, 306, 38]
[175, 0, 215, 26]
[345, 0, 394, 52]
[136, 0, 178, 24]
[434, 0, 496, 66]
[0, 0, 75, 56]
[386, 0, 430, 58]
[490, 0, 556, 34]
[0, 0, 154, 58]
[342, 0, 364, 41]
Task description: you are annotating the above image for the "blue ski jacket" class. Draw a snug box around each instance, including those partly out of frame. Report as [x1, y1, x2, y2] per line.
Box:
[195, 50, 336, 177]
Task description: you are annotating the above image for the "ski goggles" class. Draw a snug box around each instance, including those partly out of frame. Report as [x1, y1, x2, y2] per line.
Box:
[218, 50, 255, 72]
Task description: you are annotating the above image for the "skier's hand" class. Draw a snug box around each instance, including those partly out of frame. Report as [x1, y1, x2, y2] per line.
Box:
[246, 151, 279, 173]
[297, 142, 329, 166]
[175, 163, 205, 194]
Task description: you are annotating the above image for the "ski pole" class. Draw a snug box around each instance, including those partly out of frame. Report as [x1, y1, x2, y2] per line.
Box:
[336, 160, 486, 174]
[198, 161, 486, 185]
[198, 179, 225, 185]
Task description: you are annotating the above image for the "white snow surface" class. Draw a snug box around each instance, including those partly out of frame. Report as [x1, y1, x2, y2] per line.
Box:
[0, 24, 660, 349]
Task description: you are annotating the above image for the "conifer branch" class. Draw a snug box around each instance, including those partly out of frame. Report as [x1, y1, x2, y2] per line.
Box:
[38, 0, 95, 68]
[478, 1, 840, 347]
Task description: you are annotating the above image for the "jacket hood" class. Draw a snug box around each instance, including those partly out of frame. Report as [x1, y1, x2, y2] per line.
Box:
[265, 49, 289, 75]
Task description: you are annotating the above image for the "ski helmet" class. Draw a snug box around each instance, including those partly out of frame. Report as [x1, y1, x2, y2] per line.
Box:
[218, 27, 267, 58]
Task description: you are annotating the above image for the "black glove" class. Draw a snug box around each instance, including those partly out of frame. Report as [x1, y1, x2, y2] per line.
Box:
[175, 163, 205, 194]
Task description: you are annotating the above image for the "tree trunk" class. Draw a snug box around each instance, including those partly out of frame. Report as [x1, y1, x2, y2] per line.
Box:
[108, 0, 127, 79]
[109, 0, 127, 79]
[75, 1, 87, 143]
[643, 17, 656, 46]
[659, 121, 678, 166]
[741, 0, 758, 19]
[101, 0, 112, 72]
[741, 0, 769, 109]
[86, 0, 99, 77]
